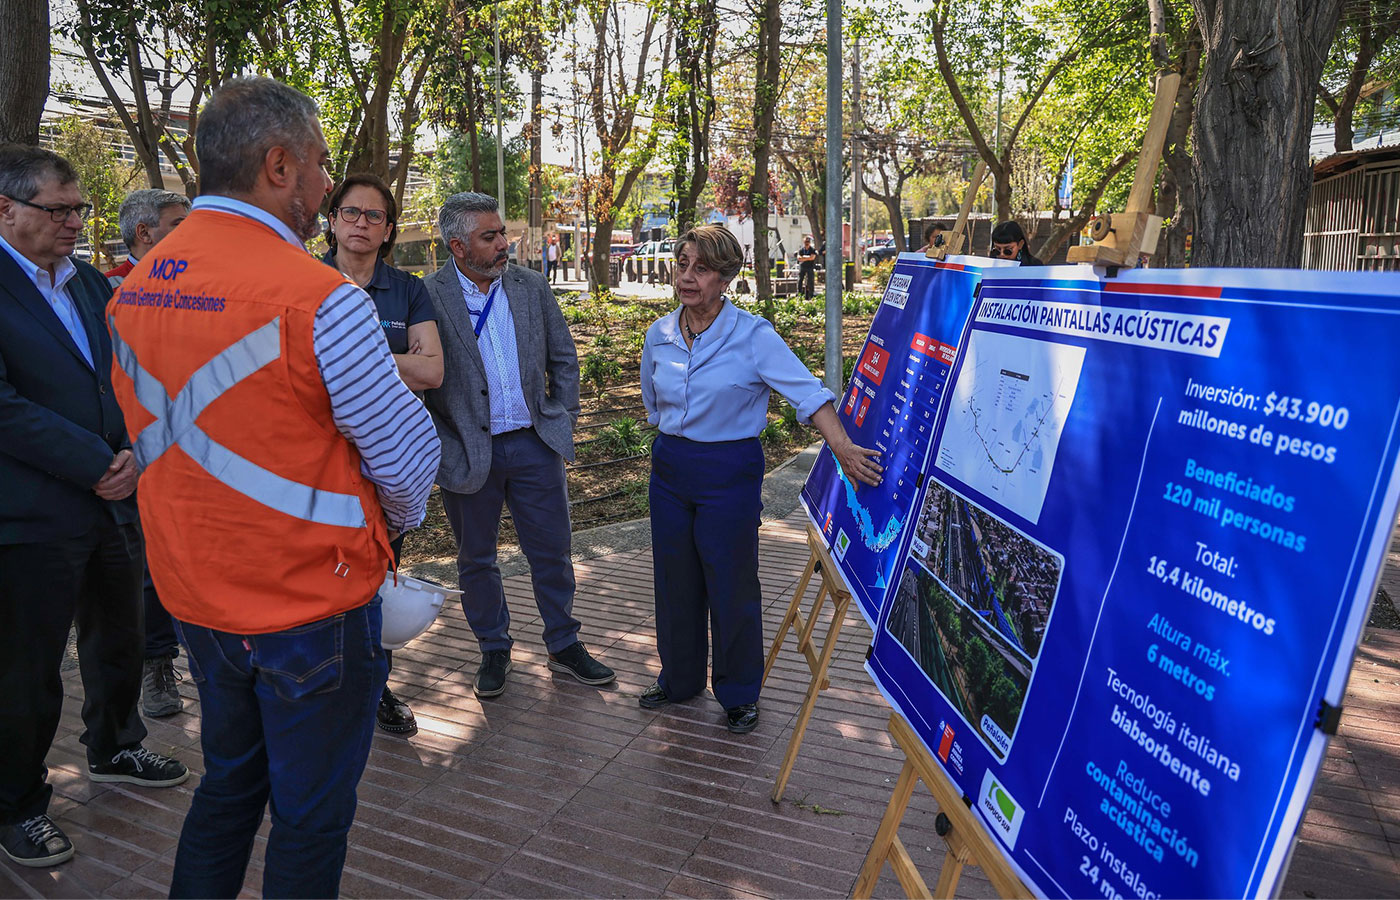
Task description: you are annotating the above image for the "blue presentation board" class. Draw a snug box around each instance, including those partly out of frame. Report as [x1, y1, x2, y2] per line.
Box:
[800, 253, 1015, 624]
[866, 266, 1400, 899]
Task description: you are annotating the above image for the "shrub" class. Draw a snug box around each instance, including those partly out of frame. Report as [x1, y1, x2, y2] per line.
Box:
[600, 417, 651, 456]
[760, 422, 787, 446]
[580, 352, 623, 394]
[872, 259, 896, 291]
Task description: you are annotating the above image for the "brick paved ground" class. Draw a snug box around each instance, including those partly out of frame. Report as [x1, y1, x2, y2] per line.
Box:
[3, 511, 1397, 898]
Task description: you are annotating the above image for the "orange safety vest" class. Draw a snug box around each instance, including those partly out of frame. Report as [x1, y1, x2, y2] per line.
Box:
[107, 208, 392, 634]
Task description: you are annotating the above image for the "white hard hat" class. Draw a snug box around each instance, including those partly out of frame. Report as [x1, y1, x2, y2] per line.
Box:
[378, 571, 462, 650]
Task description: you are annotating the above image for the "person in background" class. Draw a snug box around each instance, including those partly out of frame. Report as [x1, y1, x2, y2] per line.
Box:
[108, 77, 440, 897]
[989, 220, 1044, 266]
[325, 173, 443, 737]
[920, 222, 946, 252]
[638, 225, 882, 733]
[106, 188, 195, 719]
[547, 233, 560, 283]
[106, 189, 190, 288]
[0, 144, 189, 870]
[422, 191, 615, 700]
[796, 235, 818, 299]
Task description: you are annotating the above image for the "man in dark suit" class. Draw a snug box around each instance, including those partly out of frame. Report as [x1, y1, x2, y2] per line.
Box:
[0, 145, 188, 869]
[423, 191, 614, 698]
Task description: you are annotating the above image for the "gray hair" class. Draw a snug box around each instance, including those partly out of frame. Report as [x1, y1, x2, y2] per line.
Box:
[118, 189, 191, 248]
[438, 192, 500, 245]
[196, 77, 321, 194]
[0, 144, 77, 202]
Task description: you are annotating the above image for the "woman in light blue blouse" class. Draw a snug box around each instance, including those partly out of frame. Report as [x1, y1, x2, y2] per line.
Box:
[639, 225, 882, 733]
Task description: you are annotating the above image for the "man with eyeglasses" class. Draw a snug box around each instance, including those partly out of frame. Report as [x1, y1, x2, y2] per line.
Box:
[106, 188, 194, 724]
[0, 143, 189, 869]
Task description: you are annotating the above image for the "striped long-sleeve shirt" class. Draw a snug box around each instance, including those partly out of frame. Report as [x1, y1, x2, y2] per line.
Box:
[313, 284, 441, 532]
[193, 196, 440, 533]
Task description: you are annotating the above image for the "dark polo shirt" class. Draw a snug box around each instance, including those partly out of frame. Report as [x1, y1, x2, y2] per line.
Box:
[323, 253, 436, 354]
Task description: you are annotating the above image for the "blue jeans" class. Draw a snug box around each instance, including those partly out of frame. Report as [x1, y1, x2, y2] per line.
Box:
[169, 601, 387, 899]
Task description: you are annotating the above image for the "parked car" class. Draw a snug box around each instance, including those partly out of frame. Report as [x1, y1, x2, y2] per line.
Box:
[632, 239, 675, 262]
[865, 237, 899, 264]
[585, 242, 639, 264]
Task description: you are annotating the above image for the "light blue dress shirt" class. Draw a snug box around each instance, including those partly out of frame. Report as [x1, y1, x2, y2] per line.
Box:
[641, 298, 835, 442]
[454, 265, 533, 435]
[0, 231, 94, 368]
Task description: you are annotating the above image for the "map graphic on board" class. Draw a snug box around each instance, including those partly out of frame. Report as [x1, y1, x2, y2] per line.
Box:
[800, 254, 984, 625]
[935, 329, 1085, 524]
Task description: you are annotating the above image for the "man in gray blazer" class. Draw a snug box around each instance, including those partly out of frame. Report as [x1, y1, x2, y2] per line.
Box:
[423, 192, 614, 698]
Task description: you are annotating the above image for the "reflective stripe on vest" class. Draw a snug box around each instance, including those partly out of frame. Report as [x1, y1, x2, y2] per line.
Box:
[109, 315, 369, 529]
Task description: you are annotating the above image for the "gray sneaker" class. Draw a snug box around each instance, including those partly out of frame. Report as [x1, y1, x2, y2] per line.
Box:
[141, 657, 184, 718]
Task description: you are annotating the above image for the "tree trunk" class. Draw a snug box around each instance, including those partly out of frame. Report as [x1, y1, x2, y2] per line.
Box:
[779, 151, 824, 248]
[529, 67, 543, 269]
[1154, 42, 1202, 268]
[670, 0, 716, 234]
[590, 215, 614, 290]
[0, 0, 47, 144]
[749, 0, 781, 311]
[993, 155, 1012, 222]
[1188, 0, 1343, 267]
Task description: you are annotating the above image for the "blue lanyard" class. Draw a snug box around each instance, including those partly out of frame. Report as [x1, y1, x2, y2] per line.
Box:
[470, 283, 499, 338]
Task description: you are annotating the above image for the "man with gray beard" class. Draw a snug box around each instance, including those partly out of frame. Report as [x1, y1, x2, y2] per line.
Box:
[107, 77, 439, 897]
[422, 192, 614, 699]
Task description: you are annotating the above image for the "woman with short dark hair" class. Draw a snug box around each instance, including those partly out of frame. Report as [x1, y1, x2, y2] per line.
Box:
[989, 220, 1044, 266]
[325, 174, 443, 736]
[638, 225, 881, 733]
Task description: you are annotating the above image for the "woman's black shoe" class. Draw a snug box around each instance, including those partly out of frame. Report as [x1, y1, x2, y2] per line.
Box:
[638, 682, 670, 709]
[377, 686, 417, 735]
[726, 702, 759, 733]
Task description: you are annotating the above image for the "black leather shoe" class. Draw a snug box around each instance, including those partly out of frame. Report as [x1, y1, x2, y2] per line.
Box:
[377, 686, 417, 735]
[1, 815, 73, 868]
[474, 649, 512, 698]
[638, 682, 669, 709]
[726, 703, 759, 734]
[547, 641, 616, 685]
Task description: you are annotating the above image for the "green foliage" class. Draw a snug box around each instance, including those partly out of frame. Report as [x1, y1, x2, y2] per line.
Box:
[988, 674, 1024, 731]
[580, 351, 623, 393]
[871, 260, 896, 292]
[779, 403, 800, 433]
[599, 417, 652, 456]
[50, 116, 140, 268]
[963, 633, 995, 697]
[427, 130, 532, 220]
[841, 291, 879, 316]
[760, 422, 787, 446]
[1315, 1, 1400, 149]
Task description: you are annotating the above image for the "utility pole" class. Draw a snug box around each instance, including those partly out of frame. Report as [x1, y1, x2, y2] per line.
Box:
[849, 38, 863, 281]
[823, 0, 843, 394]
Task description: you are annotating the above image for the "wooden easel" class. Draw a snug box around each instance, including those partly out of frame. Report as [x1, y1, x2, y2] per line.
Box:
[926, 161, 989, 261]
[762, 521, 855, 802]
[853, 714, 1028, 899]
[1066, 72, 1183, 269]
